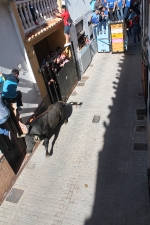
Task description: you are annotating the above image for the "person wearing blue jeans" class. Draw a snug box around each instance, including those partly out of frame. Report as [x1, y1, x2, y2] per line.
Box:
[103, 7, 109, 22]
[90, 10, 100, 38]
[124, 0, 131, 19]
[107, 0, 116, 21]
[99, 11, 107, 34]
[117, 0, 124, 21]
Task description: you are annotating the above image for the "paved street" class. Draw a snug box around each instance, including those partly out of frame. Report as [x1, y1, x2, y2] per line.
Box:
[0, 41, 150, 225]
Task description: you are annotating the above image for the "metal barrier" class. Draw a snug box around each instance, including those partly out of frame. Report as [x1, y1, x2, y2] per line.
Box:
[0, 107, 26, 172]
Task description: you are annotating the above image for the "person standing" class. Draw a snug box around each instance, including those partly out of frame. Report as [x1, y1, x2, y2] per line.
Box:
[124, 0, 131, 19]
[99, 11, 107, 34]
[117, 0, 124, 21]
[0, 69, 23, 111]
[133, 21, 141, 45]
[55, 5, 71, 47]
[107, 0, 116, 21]
[89, 9, 100, 39]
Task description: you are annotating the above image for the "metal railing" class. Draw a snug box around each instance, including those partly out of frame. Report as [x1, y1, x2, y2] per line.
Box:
[15, 0, 58, 33]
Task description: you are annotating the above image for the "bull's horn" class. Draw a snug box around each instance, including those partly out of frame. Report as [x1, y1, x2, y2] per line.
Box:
[34, 135, 40, 142]
[17, 133, 26, 138]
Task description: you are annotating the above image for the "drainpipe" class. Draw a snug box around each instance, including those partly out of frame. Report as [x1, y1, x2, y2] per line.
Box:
[6, 0, 40, 95]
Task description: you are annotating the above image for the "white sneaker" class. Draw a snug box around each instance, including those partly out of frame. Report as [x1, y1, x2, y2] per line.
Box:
[64, 42, 71, 47]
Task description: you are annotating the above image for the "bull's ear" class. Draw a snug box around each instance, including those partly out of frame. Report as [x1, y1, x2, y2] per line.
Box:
[33, 135, 40, 142]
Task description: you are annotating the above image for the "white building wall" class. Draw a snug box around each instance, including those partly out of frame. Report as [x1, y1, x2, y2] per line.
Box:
[63, 0, 90, 22]
[0, 0, 41, 123]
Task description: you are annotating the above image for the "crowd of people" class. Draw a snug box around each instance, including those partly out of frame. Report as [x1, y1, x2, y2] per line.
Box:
[89, 0, 141, 45]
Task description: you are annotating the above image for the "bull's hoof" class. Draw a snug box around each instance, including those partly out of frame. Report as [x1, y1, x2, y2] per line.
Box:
[46, 154, 50, 158]
[49, 150, 53, 156]
[64, 119, 68, 124]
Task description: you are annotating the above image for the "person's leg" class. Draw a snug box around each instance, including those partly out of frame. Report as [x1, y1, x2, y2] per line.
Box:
[120, 7, 124, 20]
[124, 7, 129, 19]
[109, 8, 114, 21]
[126, 29, 129, 38]
[64, 26, 71, 46]
[103, 21, 106, 31]
[111, 8, 114, 21]
[133, 33, 136, 45]
[2, 97, 12, 105]
[29, 5, 36, 23]
[108, 9, 112, 21]
[114, 9, 117, 21]
[99, 23, 102, 34]
[137, 33, 140, 42]
[16, 90, 23, 107]
[97, 23, 100, 36]
[117, 9, 121, 21]
[93, 25, 97, 38]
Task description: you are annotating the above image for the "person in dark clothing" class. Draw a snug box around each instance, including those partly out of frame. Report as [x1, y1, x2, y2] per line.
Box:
[0, 69, 23, 111]
[126, 19, 132, 37]
[107, 0, 116, 21]
[29, 4, 39, 25]
[133, 21, 141, 45]
[99, 11, 107, 34]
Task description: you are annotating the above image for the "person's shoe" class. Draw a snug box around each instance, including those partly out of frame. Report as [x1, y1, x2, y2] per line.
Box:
[64, 42, 71, 47]
[104, 30, 106, 34]
[35, 22, 39, 25]
[17, 107, 22, 111]
[100, 31, 102, 35]
[8, 131, 11, 140]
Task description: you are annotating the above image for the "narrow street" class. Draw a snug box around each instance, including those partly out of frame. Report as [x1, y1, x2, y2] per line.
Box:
[0, 41, 150, 225]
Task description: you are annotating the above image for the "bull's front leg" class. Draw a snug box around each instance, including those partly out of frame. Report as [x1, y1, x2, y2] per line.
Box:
[43, 137, 49, 156]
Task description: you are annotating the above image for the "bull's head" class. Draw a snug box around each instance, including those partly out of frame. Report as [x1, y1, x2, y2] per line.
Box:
[25, 135, 40, 153]
[18, 133, 40, 153]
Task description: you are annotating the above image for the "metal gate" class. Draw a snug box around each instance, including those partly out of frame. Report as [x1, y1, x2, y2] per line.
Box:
[0, 108, 26, 173]
[41, 46, 78, 103]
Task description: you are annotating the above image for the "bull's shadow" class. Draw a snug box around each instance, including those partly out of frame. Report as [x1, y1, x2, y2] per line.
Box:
[43, 103, 74, 156]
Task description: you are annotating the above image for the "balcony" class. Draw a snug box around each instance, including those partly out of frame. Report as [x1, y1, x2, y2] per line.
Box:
[15, 0, 62, 39]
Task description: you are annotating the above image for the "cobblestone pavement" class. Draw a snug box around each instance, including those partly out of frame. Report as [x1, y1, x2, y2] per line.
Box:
[0, 41, 150, 225]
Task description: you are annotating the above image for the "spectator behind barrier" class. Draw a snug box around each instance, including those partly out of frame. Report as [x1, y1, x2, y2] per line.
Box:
[0, 69, 23, 112]
[0, 80, 11, 140]
[99, 11, 107, 34]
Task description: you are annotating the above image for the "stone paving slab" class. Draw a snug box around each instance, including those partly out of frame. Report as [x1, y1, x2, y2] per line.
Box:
[0, 41, 150, 225]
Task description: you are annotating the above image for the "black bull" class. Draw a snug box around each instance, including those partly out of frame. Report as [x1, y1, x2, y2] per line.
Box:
[18, 102, 67, 155]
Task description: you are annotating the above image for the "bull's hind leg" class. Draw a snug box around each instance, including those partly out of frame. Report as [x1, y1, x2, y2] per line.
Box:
[43, 137, 49, 156]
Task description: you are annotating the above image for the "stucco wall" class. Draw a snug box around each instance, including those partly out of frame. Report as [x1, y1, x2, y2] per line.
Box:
[63, 0, 90, 22]
[0, 0, 41, 123]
